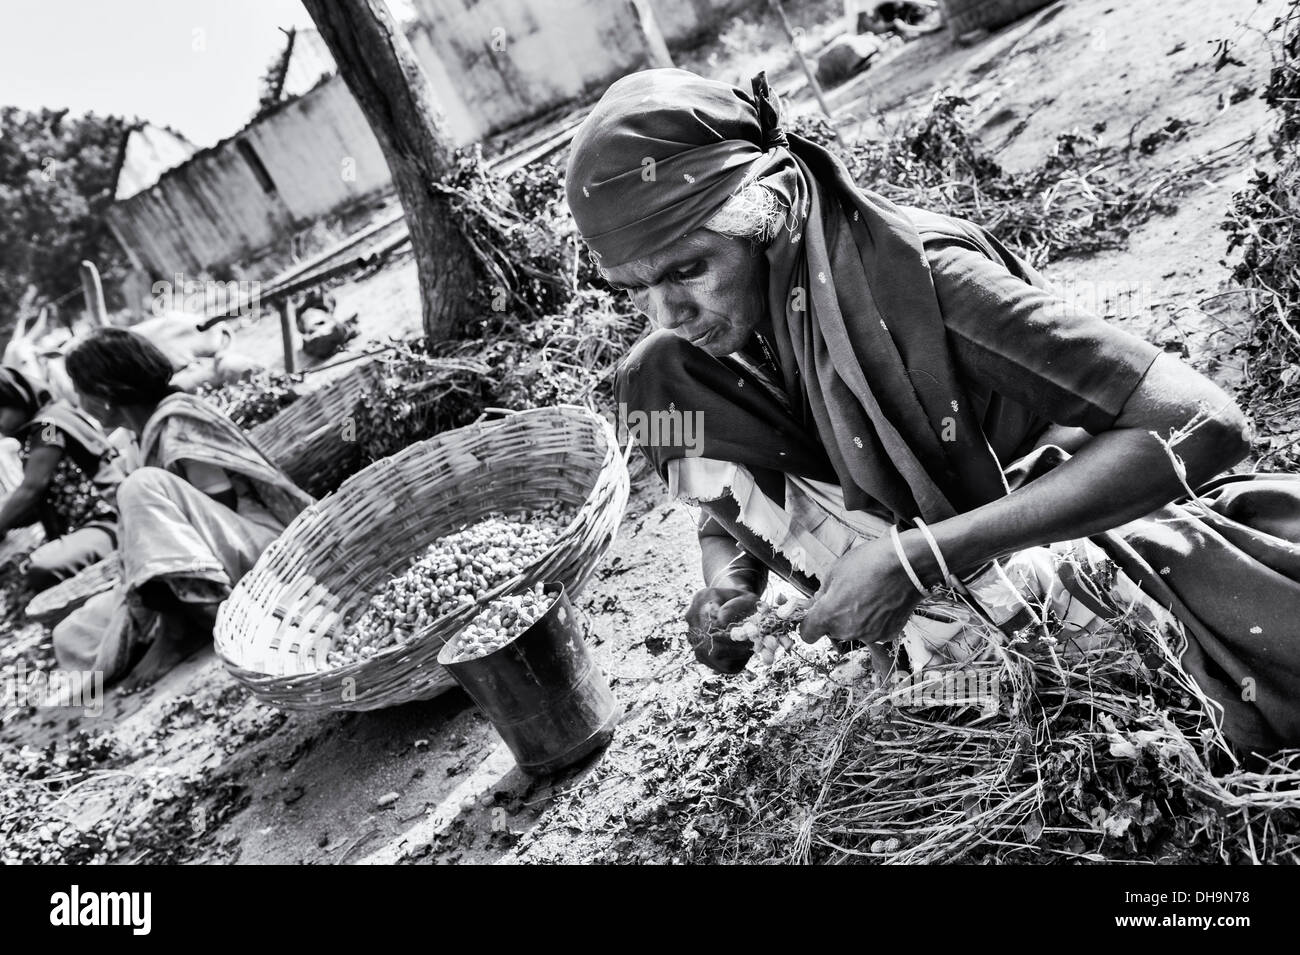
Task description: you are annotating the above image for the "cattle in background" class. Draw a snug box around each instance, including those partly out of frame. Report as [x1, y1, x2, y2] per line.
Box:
[5, 308, 268, 407]
[3, 308, 79, 405]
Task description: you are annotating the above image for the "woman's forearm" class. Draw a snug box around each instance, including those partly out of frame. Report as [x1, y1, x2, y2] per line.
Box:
[904, 422, 1247, 585]
[700, 522, 769, 592]
[0, 485, 42, 534]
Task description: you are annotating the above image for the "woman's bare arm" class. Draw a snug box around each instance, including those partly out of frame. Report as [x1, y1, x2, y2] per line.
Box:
[907, 352, 1250, 582]
[0, 445, 62, 535]
[803, 353, 1251, 646]
[699, 512, 769, 591]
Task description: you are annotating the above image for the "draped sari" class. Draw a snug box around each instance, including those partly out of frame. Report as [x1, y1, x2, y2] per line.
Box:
[571, 68, 1300, 759]
[53, 395, 311, 682]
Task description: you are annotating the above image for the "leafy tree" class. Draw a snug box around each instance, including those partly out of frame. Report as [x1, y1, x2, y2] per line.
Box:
[0, 107, 130, 332]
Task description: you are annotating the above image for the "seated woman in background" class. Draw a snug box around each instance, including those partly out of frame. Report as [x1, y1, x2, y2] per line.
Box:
[0, 365, 119, 591]
[54, 328, 312, 690]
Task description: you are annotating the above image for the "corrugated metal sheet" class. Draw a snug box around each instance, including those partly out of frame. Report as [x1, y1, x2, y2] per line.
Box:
[114, 124, 199, 201]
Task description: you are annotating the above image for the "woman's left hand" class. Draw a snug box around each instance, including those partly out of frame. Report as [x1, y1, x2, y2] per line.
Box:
[801, 536, 926, 651]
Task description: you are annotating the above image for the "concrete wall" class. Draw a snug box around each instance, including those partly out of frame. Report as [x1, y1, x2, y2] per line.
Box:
[108, 0, 761, 278]
[244, 76, 392, 222]
[652, 0, 762, 46]
[107, 133, 293, 278]
[107, 74, 389, 277]
[408, 0, 665, 143]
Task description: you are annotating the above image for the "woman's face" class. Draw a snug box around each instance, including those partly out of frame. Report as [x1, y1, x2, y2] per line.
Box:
[0, 407, 27, 438]
[76, 389, 122, 430]
[601, 229, 769, 357]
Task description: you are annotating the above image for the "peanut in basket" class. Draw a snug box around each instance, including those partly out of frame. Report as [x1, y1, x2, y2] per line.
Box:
[326, 505, 569, 667]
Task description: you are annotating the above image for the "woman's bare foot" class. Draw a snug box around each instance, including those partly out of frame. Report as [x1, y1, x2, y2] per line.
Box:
[119, 602, 219, 693]
[119, 628, 208, 693]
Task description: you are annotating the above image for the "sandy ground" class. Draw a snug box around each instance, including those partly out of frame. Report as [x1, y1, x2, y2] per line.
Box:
[1, 0, 1291, 864]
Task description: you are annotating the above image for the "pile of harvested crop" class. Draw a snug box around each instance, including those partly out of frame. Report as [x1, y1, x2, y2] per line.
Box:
[486, 288, 646, 411]
[433, 148, 579, 322]
[791, 94, 1243, 268]
[1222, 1, 1300, 467]
[517, 580, 1300, 864]
[196, 371, 300, 429]
[352, 342, 493, 464]
[326, 506, 569, 667]
[441, 583, 553, 663]
[683, 605, 1300, 865]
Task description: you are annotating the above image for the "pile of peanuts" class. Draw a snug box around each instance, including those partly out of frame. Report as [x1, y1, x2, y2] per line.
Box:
[326, 506, 569, 667]
[727, 594, 807, 665]
[441, 583, 554, 664]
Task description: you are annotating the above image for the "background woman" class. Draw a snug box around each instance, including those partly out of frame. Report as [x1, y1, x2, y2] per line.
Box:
[54, 328, 312, 689]
[0, 365, 119, 591]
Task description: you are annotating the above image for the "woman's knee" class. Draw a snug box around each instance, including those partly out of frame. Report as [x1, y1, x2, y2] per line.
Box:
[1213, 481, 1300, 542]
[117, 466, 179, 508]
[615, 329, 695, 408]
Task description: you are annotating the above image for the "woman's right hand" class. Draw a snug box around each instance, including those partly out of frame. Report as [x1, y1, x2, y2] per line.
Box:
[684, 587, 761, 674]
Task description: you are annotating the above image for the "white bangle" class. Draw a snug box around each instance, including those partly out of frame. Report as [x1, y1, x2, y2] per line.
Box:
[913, 517, 955, 590]
[890, 524, 929, 596]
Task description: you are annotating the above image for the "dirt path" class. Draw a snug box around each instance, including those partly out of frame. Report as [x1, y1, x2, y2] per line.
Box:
[826, 0, 1282, 389]
[0, 477, 709, 864]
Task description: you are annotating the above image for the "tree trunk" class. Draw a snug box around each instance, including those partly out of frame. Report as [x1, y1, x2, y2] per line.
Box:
[301, 0, 480, 340]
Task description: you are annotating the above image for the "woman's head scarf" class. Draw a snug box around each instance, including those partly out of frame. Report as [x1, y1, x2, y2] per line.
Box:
[566, 68, 1008, 521]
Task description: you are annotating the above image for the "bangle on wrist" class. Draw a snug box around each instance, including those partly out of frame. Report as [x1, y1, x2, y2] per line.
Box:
[890, 524, 929, 596]
[912, 517, 970, 595]
[912, 517, 954, 589]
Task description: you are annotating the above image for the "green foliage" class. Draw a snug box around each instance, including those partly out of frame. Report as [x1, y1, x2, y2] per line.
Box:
[195, 371, 302, 429]
[0, 107, 131, 327]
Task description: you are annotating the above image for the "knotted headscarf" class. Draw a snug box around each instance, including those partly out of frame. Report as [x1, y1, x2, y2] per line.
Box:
[566, 68, 1009, 521]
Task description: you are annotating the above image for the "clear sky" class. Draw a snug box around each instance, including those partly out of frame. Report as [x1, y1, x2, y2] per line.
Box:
[0, 0, 320, 147]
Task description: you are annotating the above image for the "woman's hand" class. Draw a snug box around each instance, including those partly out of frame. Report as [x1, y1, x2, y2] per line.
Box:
[684, 586, 760, 674]
[801, 537, 926, 657]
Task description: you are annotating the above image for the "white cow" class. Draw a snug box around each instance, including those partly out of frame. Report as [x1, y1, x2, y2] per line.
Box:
[3, 308, 79, 405]
[4, 308, 266, 405]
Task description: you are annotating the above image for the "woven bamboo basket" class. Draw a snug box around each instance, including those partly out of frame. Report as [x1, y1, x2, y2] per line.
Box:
[938, 0, 1056, 38]
[24, 553, 121, 625]
[247, 357, 384, 497]
[213, 405, 630, 712]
